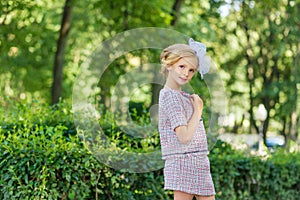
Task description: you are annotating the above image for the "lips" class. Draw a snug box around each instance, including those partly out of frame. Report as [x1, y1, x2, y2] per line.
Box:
[179, 77, 188, 82]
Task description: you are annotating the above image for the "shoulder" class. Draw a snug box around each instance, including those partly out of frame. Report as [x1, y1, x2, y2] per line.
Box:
[159, 89, 179, 104]
[159, 89, 187, 109]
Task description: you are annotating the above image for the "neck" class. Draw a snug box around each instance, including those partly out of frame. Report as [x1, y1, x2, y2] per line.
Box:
[164, 80, 181, 91]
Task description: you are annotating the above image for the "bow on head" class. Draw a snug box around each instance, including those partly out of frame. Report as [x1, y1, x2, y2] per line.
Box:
[188, 38, 210, 79]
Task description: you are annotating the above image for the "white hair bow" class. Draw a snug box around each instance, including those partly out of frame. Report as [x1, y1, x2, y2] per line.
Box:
[188, 38, 210, 79]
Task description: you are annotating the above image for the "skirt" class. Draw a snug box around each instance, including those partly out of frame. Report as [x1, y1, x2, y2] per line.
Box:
[163, 154, 215, 196]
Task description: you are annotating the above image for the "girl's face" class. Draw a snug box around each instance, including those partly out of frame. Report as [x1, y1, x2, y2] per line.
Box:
[166, 56, 198, 89]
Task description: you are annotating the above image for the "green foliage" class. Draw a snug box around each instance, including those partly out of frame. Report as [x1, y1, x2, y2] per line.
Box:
[0, 0, 63, 102]
[217, 0, 300, 137]
[2, 0, 299, 141]
[0, 124, 98, 199]
[210, 140, 300, 200]
[0, 101, 169, 199]
[1, 102, 300, 199]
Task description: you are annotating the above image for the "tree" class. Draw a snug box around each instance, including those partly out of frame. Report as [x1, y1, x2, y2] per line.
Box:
[51, 0, 73, 104]
[0, 0, 63, 103]
[219, 0, 300, 145]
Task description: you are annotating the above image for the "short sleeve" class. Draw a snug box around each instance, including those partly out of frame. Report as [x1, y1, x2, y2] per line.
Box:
[160, 90, 188, 131]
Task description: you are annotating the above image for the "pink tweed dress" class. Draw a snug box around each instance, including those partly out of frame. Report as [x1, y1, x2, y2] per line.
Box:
[158, 88, 215, 196]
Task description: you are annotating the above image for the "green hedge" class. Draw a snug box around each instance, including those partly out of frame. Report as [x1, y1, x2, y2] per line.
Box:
[0, 101, 299, 199]
[210, 141, 300, 200]
[0, 124, 168, 199]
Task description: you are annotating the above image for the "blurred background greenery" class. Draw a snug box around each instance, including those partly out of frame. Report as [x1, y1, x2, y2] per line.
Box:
[1, 0, 299, 147]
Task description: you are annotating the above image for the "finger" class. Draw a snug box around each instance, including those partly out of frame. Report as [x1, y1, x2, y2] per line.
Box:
[191, 94, 199, 100]
[190, 94, 196, 101]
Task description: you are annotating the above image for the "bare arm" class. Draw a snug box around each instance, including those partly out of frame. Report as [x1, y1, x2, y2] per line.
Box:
[174, 94, 203, 144]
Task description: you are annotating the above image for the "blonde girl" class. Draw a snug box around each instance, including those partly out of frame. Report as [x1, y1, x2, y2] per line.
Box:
[158, 39, 215, 200]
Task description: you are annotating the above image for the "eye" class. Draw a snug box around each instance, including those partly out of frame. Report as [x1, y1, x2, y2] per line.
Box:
[189, 68, 196, 73]
[178, 65, 185, 69]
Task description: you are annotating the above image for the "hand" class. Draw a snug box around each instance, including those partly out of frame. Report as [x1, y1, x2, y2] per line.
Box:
[190, 94, 203, 113]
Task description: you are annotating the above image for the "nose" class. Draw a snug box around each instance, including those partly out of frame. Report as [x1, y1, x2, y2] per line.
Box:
[183, 69, 189, 76]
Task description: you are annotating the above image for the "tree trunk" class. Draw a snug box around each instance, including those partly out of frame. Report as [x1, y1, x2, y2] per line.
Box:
[51, 0, 73, 104]
[243, 23, 258, 135]
[290, 33, 300, 140]
[170, 0, 183, 26]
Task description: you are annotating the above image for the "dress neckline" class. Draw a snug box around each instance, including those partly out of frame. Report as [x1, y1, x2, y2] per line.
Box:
[162, 87, 190, 97]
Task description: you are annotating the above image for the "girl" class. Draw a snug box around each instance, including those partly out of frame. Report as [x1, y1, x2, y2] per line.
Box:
[158, 39, 215, 200]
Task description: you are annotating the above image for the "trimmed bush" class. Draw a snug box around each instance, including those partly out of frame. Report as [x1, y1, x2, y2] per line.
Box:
[0, 101, 299, 199]
[210, 141, 300, 200]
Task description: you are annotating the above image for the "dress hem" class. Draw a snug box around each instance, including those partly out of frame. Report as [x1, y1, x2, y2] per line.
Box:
[164, 187, 216, 196]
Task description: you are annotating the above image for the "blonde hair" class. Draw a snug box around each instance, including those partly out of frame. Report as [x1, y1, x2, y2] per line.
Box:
[160, 44, 198, 77]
